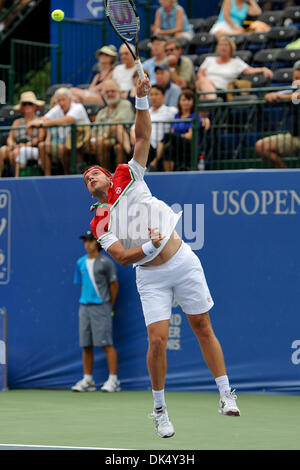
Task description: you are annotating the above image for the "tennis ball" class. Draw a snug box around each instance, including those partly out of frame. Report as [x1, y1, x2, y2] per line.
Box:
[51, 9, 65, 22]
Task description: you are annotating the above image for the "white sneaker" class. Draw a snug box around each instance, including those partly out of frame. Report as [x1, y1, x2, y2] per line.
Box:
[218, 389, 240, 416]
[101, 378, 121, 392]
[149, 406, 175, 438]
[71, 378, 96, 392]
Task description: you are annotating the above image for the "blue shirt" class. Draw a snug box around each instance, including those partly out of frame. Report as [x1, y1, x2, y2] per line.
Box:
[74, 255, 103, 305]
[217, 0, 248, 26]
[159, 5, 193, 33]
[171, 112, 202, 135]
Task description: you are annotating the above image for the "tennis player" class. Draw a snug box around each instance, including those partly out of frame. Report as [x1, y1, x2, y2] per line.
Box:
[83, 76, 240, 438]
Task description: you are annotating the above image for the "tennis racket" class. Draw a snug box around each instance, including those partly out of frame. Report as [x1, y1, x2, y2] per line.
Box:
[104, 0, 145, 82]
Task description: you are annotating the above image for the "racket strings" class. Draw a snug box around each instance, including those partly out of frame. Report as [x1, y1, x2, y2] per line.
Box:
[107, 0, 138, 40]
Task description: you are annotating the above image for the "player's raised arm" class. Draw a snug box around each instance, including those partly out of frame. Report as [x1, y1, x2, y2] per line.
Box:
[133, 77, 152, 168]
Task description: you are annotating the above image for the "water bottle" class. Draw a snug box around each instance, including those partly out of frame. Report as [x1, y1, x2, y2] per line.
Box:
[198, 155, 205, 171]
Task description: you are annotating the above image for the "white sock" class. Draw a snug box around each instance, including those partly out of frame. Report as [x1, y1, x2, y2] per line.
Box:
[152, 389, 166, 410]
[84, 374, 93, 382]
[109, 374, 118, 381]
[215, 375, 230, 397]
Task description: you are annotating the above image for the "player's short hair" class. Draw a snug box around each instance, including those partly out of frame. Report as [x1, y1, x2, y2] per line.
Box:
[151, 84, 165, 95]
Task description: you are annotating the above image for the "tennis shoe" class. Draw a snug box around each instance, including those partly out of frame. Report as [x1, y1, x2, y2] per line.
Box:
[218, 389, 240, 416]
[149, 406, 175, 438]
[71, 378, 96, 392]
[101, 378, 121, 392]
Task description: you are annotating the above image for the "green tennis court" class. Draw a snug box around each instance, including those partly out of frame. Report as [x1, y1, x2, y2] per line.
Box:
[0, 390, 299, 450]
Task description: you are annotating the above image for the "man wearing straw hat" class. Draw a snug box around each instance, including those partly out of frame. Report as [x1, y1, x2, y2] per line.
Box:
[0, 91, 46, 177]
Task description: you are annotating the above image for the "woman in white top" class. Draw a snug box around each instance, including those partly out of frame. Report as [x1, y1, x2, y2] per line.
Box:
[196, 36, 273, 99]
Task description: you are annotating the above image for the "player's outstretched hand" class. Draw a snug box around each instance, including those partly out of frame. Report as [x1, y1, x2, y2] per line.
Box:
[136, 76, 151, 97]
[148, 227, 165, 248]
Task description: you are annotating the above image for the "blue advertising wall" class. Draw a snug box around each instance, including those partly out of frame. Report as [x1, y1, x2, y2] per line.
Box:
[0, 170, 300, 393]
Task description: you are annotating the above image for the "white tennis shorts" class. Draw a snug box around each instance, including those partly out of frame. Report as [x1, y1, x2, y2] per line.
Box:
[136, 242, 214, 326]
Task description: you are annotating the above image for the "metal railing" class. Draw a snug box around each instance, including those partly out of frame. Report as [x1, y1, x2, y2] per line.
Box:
[196, 86, 300, 170]
[0, 88, 300, 177]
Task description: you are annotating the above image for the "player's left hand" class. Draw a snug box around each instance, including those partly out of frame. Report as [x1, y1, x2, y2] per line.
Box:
[136, 77, 151, 97]
[148, 227, 165, 248]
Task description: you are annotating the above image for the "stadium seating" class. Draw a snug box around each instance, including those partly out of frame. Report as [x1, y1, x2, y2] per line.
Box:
[272, 67, 293, 86]
[253, 48, 281, 69]
[257, 10, 285, 26]
[189, 32, 216, 54]
[189, 18, 206, 33]
[266, 26, 299, 48]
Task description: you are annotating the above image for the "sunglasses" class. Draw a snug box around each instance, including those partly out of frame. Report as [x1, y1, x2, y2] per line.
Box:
[165, 47, 178, 53]
[22, 102, 35, 106]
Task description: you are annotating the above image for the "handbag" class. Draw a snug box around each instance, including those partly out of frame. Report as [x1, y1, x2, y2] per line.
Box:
[226, 79, 252, 101]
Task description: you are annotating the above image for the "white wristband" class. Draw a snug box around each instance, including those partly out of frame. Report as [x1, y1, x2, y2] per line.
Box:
[135, 96, 149, 110]
[142, 240, 158, 256]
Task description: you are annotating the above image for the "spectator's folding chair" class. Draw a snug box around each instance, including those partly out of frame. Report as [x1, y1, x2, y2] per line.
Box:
[257, 10, 284, 27]
[266, 26, 299, 48]
[189, 32, 216, 54]
[189, 18, 206, 33]
[253, 48, 281, 70]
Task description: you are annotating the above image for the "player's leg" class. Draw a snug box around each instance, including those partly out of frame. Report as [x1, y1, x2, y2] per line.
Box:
[136, 266, 175, 437]
[147, 319, 169, 392]
[173, 242, 240, 416]
[147, 320, 175, 438]
[187, 312, 226, 378]
[187, 313, 240, 416]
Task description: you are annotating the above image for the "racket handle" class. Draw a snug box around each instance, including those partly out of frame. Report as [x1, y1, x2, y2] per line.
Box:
[135, 60, 145, 81]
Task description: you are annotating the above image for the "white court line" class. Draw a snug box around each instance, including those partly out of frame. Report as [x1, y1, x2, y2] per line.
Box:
[0, 443, 128, 450]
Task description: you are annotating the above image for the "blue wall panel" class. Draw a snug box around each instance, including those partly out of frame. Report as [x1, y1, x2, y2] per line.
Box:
[0, 170, 300, 393]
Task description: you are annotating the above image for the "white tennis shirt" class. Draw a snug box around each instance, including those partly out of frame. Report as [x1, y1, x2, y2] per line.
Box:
[90, 159, 182, 266]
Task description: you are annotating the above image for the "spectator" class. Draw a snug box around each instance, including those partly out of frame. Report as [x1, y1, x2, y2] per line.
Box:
[142, 35, 168, 85]
[151, 0, 194, 41]
[70, 45, 117, 106]
[112, 44, 136, 96]
[255, 61, 300, 168]
[150, 89, 209, 172]
[164, 38, 196, 90]
[196, 36, 273, 99]
[210, 0, 262, 40]
[27, 87, 91, 176]
[72, 230, 120, 393]
[130, 84, 177, 168]
[88, 79, 135, 170]
[0, 91, 46, 177]
[154, 64, 182, 107]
